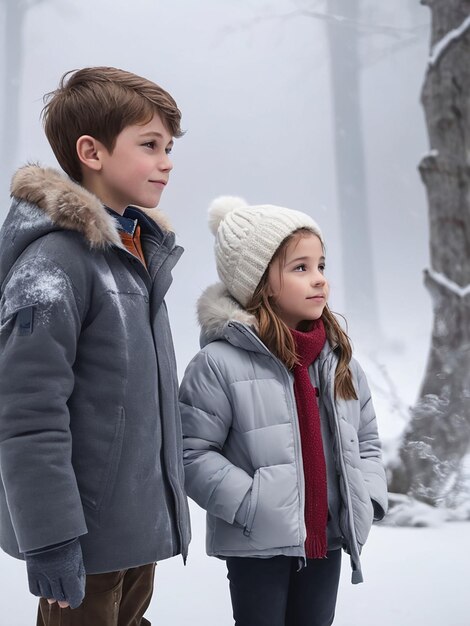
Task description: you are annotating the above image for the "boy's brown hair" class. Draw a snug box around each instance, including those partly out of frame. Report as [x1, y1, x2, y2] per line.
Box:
[246, 229, 358, 401]
[42, 66, 183, 183]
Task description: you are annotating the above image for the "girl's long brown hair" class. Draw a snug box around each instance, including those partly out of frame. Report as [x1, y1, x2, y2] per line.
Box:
[246, 229, 357, 400]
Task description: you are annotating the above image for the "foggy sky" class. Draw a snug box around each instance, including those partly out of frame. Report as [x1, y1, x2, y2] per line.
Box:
[0, 0, 432, 371]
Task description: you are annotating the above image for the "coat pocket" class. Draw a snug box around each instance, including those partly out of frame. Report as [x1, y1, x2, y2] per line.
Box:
[77, 407, 126, 512]
[339, 421, 374, 546]
[244, 464, 301, 550]
[349, 466, 374, 547]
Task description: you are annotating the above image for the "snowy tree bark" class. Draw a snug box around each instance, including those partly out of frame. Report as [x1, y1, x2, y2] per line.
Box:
[389, 0, 470, 506]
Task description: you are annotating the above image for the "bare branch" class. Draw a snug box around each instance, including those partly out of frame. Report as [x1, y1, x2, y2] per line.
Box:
[2, 0, 49, 11]
[360, 26, 428, 68]
[222, 7, 429, 43]
[367, 358, 411, 424]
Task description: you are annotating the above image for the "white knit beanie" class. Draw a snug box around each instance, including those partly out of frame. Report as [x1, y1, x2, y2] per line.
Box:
[208, 196, 323, 307]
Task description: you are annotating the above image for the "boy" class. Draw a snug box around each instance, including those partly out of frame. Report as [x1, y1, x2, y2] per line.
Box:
[0, 67, 191, 625]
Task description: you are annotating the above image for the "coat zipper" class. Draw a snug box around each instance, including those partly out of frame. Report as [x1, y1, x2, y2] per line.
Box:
[227, 323, 307, 555]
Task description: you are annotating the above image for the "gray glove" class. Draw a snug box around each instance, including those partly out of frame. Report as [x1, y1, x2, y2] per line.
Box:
[25, 538, 86, 609]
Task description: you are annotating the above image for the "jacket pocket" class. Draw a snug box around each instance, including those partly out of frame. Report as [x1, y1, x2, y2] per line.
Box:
[243, 464, 301, 550]
[79, 407, 126, 512]
[339, 421, 374, 546]
[349, 466, 374, 547]
[243, 470, 261, 536]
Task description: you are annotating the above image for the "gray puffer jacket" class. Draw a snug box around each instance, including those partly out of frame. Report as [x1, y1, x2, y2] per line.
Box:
[179, 284, 387, 583]
[0, 165, 190, 573]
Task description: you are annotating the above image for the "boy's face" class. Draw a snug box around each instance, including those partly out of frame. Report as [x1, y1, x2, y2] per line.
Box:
[93, 113, 174, 213]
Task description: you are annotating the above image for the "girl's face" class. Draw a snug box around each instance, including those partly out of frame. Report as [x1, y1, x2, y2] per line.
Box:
[268, 233, 329, 330]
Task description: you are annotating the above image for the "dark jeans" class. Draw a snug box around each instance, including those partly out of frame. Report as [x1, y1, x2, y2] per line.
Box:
[226, 551, 342, 626]
[36, 563, 156, 626]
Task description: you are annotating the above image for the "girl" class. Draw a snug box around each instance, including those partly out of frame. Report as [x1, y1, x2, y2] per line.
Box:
[179, 196, 388, 626]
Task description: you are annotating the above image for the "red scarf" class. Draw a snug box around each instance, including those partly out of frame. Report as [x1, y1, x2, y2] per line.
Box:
[290, 319, 328, 559]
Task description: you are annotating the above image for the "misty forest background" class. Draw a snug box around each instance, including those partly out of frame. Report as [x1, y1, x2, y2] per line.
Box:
[0, 1, 469, 624]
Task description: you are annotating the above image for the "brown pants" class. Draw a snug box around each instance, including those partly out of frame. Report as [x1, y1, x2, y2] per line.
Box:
[36, 563, 156, 626]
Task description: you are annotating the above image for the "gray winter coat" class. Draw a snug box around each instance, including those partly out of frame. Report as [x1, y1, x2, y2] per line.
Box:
[179, 284, 387, 583]
[0, 165, 190, 573]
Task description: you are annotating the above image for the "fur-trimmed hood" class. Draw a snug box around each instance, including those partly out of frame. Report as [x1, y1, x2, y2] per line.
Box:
[197, 282, 340, 356]
[197, 282, 257, 347]
[1, 164, 172, 287]
[10, 165, 123, 249]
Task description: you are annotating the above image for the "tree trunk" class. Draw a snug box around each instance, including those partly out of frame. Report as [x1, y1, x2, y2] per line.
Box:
[326, 0, 381, 343]
[389, 0, 470, 506]
[1, 0, 25, 202]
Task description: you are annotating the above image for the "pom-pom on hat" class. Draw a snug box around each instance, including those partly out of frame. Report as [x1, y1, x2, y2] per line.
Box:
[208, 196, 323, 307]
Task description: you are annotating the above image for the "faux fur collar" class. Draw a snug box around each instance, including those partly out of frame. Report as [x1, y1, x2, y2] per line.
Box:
[197, 283, 339, 353]
[10, 164, 172, 248]
[197, 283, 257, 343]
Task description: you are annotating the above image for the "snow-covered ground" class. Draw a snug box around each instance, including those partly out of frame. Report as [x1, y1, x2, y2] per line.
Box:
[1, 502, 468, 625]
[152, 506, 470, 626]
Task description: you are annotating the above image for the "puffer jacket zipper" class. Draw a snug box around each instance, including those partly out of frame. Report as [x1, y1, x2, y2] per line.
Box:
[226, 322, 307, 556]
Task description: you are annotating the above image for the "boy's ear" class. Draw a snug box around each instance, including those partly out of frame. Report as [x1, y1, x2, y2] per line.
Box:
[76, 135, 104, 172]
